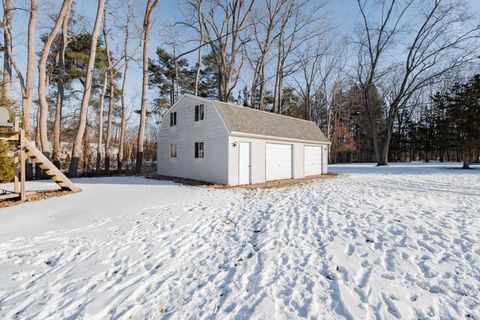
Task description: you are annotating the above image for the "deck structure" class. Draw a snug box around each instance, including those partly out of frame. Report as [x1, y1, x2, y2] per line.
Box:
[0, 119, 80, 201]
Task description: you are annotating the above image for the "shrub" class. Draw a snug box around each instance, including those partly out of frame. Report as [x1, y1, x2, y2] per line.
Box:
[0, 141, 13, 183]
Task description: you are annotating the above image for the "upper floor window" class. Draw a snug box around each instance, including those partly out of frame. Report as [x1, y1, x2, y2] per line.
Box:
[170, 144, 177, 157]
[170, 112, 177, 126]
[195, 142, 204, 158]
[195, 104, 204, 121]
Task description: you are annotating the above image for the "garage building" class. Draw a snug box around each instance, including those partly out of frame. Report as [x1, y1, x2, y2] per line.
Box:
[157, 94, 330, 185]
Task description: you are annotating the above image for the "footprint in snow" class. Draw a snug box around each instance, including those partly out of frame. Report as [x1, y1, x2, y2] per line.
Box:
[346, 244, 355, 256]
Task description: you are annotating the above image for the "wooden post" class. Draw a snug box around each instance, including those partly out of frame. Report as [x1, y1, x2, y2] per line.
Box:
[14, 116, 19, 132]
[12, 118, 20, 195]
[13, 150, 19, 194]
[20, 130, 26, 201]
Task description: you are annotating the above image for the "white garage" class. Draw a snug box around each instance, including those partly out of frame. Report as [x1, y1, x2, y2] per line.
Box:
[266, 143, 292, 181]
[158, 94, 330, 185]
[304, 146, 323, 176]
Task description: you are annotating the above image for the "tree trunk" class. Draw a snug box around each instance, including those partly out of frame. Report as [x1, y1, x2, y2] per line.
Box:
[23, 0, 38, 180]
[173, 44, 180, 103]
[462, 147, 470, 169]
[2, 0, 12, 101]
[96, 74, 108, 173]
[52, 7, 70, 167]
[363, 88, 383, 165]
[103, 11, 114, 173]
[258, 65, 266, 110]
[105, 81, 114, 173]
[34, 110, 43, 179]
[136, 0, 160, 174]
[378, 143, 389, 166]
[38, 0, 72, 156]
[52, 84, 63, 168]
[22, 0, 37, 136]
[194, 0, 203, 96]
[118, 1, 132, 172]
[69, 0, 106, 177]
[82, 113, 90, 172]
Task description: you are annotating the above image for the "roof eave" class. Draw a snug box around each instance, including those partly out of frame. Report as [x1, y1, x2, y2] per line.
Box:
[230, 131, 331, 145]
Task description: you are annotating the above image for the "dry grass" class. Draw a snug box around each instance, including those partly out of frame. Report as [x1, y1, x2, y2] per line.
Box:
[147, 175, 216, 186]
[0, 189, 76, 208]
[149, 173, 338, 190]
[219, 173, 338, 190]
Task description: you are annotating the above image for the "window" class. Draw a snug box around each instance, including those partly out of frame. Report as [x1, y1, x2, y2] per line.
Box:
[194, 142, 204, 158]
[170, 144, 177, 157]
[170, 112, 177, 126]
[195, 104, 204, 121]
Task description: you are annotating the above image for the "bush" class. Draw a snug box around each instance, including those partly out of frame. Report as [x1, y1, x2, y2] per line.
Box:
[0, 141, 14, 183]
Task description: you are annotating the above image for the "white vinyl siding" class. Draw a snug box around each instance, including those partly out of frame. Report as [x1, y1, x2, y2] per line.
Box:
[265, 143, 292, 181]
[304, 146, 322, 176]
[157, 96, 229, 184]
[228, 136, 328, 185]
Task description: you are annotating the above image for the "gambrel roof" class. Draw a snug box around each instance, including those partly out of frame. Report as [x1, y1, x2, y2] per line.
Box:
[214, 100, 329, 143]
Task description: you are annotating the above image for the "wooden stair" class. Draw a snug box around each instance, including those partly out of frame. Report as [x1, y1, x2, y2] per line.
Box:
[24, 139, 81, 192]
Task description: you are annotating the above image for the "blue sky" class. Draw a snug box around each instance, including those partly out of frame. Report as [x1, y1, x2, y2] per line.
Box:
[3, 0, 480, 124]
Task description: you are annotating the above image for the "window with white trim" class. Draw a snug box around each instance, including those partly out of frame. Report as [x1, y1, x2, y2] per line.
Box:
[194, 104, 204, 121]
[170, 144, 177, 157]
[194, 142, 204, 158]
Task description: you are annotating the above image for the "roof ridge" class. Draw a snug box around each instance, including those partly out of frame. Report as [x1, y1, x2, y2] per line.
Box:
[213, 99, 318, 125]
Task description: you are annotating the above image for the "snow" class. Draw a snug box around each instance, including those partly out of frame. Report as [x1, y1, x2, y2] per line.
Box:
[0, 162, 479, 319]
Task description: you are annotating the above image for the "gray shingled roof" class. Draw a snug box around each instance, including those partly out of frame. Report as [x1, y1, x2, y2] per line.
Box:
[214, 101, 329, 143]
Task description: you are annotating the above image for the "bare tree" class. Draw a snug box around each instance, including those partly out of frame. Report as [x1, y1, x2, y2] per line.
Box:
[118, 0, 133, 172]
[272, 0, 326, 113]
[52, 1, 71, 166]
[201, 0, 256, 102]
[291, 36, 345, 127]
[2, 0, 12, 101]
[69, 0, 106, 177]
[23, 0, 37, 137]
[246, 0, 289, 109]
[2, 0, 37, 135]
[193, 0, 204, 96]
[38, 0, 72, 156]
[356, 0, 480, 165]
[136, 0, 160, 174]
[104, 9, 115, 173]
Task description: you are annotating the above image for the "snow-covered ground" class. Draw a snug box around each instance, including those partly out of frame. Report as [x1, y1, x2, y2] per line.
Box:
[0, 162, 479, 319]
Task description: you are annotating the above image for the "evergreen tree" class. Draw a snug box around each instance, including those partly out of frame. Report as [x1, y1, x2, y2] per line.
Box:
[149, 47, 189, 108]
[433, 75, 480, 168]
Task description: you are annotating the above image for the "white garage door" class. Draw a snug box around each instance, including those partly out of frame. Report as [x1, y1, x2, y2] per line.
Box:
[304, 146, 322, 176]
[266, 143, 292, 181]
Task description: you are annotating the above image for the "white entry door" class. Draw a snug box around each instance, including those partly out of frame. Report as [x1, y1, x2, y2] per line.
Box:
[304, 146, 322, 176]
[239, 142, 251, 184]
[266, 143, 292, 181]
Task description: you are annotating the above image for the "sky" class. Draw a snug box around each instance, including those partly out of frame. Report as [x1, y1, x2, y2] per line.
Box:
[3, 0, 480, 126]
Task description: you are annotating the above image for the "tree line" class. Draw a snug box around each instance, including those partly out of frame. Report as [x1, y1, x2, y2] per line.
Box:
[1, 0, 479, 180]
